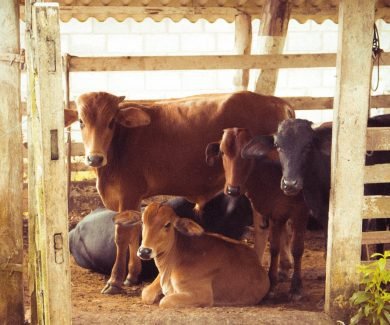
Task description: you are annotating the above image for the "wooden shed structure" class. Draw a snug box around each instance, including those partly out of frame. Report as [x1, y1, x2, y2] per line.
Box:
[1, 0, 389, 323]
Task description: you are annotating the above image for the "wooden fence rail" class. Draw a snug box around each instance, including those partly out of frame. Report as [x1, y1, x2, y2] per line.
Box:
[20, 95, 390, 115]
[67, 52, 390, 72]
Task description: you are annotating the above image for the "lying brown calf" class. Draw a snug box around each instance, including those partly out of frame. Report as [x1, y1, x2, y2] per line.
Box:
[116, 203, 270, 307]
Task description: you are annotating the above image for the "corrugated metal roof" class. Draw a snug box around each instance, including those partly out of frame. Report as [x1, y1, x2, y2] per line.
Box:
[20, 0, 390, 23]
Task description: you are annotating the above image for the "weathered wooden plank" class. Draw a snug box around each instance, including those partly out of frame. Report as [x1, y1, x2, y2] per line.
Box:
[361, 231, 390, 245]
[364, 164, 390, 184]
[20, 94, 390, 115]
[69, 53, 337, 72]
[325, 0, 376, 320]
[0, 0, 24, 323]
[363, 196, 390, 219]
[255, 0, 291, 95]
[68, 52, 390, 72]
[30, 3, 72, 324]
[366, 127, 390, 151]
[25, 0, 40, 322]
[233, 13, 252, 90]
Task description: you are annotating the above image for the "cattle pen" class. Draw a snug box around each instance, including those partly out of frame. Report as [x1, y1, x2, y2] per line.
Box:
[1, 0, 390, 324]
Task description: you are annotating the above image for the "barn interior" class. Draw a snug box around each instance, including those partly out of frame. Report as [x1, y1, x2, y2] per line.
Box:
[1, 0, 389, 324]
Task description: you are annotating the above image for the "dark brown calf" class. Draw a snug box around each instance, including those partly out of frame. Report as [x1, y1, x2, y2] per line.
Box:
[206, 128, 309, 300]
[66, 91, 292, 294]
[116, 203, 270, 307]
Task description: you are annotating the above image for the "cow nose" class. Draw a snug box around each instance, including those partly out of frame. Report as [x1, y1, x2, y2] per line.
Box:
[282, 178, 298, 188]
[281, 177, 300, 195]
[137, 247, 153, 260]
[226, 185, 241, 197]
[87, 155, 104, 167]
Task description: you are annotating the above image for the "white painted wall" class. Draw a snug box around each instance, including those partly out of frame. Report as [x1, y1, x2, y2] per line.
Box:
[20, 17, 390, 125]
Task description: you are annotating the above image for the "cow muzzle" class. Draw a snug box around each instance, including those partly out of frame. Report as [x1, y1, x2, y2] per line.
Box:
[280, 177, 301, 196]
[86, 154, 106, 167]
[137, 247, 153, 260]
[226, 185, 241, 197]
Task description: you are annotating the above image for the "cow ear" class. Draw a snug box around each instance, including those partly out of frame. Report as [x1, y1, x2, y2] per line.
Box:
[117, 95, 126, 103]
[64, 109, 79, 127]
[116, 107, 151, 128]
[241, 135, 275, 159]
[173, 218, 204, 236]
[113, 210, 141, 228]
[205, 142, 220, 166]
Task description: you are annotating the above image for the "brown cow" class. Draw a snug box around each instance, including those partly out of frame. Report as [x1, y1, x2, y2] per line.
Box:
[205, 128, 309, 300]
[65, 91, 293, 294]
[115, 203, 270, 307]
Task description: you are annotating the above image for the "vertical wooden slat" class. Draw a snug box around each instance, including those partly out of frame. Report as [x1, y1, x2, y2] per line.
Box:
[30, 3, 72, 324]
[0, 0, 24, 323]
[233, 13, 252, 90]
[325, 0, 376, 320]
[25, 0, 39, 322]
[255, 0, 291, 95]
[63, 54, 72, 208]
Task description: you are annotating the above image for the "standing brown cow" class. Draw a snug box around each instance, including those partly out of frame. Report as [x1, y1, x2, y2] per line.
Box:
[66, 91, 293, 294]
[205, 128, 309, 300]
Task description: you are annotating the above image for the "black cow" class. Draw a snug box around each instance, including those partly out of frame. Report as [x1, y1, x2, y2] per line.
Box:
[69, 192, 252, 275]
[69, 208, 157, 278]
[241, 114, 390, 252]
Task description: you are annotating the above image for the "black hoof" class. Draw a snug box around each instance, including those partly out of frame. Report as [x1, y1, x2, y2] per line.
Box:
[124, 275, 141, 286]
[101, 283, 123, 295]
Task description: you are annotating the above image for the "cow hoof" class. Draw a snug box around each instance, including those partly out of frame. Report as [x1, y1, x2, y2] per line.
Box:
[101, 283, 123, 295]
[124, 277, 140, 286]
[267, 289, 276, 300]
[289, 291, 303, 302]
[278, 270, 290, 282]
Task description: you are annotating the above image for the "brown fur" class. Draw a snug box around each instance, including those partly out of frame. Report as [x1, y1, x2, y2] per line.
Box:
[138, 203, 270, 307]
[206, 128, 309, 300]
[65, 91, 292, 293]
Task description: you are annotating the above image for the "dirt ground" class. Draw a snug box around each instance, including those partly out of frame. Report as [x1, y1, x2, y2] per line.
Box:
[25, 182, 335, 325]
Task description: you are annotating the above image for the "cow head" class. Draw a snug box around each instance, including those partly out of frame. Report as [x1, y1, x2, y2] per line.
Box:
[137, 203, 204, 261]
[205, 128, 255, 197]
[242, 118, 331, 196]
[70, 92, 151, 168]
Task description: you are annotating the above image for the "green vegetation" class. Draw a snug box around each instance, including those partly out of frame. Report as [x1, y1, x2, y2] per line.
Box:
[349, 251, 390, 325]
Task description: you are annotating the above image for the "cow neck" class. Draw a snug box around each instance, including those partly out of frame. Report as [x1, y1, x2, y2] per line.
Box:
[304, 147, 330, 191]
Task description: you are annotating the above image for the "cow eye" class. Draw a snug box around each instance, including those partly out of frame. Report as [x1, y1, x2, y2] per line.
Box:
[108, 118, 115, 130]
[164, 222, 171, 229]
[79, 119, 85, 129]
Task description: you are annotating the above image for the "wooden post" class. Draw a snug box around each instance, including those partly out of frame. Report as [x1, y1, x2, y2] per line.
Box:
[255, 0, 291, 95]
[25, 0, 40, 322]
[233, 13, 252, 90]
[325, 0, 376, 320]
[29, 3, 72, 324]
[0, 0, 24, 323]
[63, 54, 72, 208]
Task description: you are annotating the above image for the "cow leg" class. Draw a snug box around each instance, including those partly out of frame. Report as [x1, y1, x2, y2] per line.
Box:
[268, 220, 282, 299]
[278, 221, 293, 281]
[101, 222, 133, 294]
[124, 224, 142, 286]
[252, 208, 269, 266]
[289, 211, 308, 301]
[142, 273, 162, 305]
[159, 281, 213, 308]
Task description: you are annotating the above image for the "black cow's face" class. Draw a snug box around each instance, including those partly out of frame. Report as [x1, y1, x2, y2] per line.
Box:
[275, 119, 315, 195]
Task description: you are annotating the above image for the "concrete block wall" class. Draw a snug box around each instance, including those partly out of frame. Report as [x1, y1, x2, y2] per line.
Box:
[20, 17, 390, 124]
